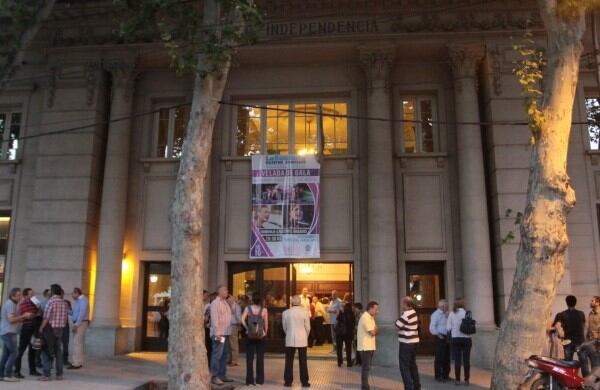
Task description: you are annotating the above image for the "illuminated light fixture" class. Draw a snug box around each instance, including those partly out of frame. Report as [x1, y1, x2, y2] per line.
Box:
[297, 148, 317, 156]
[416, 294, 422, 301]
[0, 217, 10, 222]
[300, 264, 313, 274]
[150, 274, 158, 283]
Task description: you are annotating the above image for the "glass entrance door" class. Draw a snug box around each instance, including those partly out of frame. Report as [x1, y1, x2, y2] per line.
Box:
[142, 262, 171, 351]
[406, 261, 445, 355]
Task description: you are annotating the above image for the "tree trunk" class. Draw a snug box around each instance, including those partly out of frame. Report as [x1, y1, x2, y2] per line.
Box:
[491, 2, 585, 388]
[167, 1, 231, 389]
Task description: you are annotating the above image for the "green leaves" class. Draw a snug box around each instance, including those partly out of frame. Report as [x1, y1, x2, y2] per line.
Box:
[114, 0, 263, 75]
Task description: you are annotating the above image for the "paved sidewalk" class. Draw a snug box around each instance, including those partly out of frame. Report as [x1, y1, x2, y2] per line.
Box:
[1, 353, 492, 389]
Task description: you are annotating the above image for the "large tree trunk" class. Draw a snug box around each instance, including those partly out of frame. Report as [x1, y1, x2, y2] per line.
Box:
[167, 1, 231, 389]
[491, 1, 585, 388]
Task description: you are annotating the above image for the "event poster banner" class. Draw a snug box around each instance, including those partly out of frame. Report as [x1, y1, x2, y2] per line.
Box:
[250, 155, 320, 259]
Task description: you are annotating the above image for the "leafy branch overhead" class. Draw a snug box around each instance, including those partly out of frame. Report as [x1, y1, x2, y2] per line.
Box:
[114, 0, 263, 75]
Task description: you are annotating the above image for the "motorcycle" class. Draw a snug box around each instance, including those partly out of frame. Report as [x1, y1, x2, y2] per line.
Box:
[520, 340, 600, 390]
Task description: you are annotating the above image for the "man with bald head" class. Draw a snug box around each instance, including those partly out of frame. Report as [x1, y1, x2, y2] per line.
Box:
[282, 295, 311, 388]
[210, 285, 233, 385]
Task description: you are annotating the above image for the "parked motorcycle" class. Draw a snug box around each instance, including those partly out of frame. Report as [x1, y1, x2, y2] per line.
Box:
[520, 340, 600, 390]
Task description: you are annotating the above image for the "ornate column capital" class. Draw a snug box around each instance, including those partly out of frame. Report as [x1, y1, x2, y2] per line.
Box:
[448, 43, 484, 79]
[104, 59, 140, 101]
[359, 45, 395, 93]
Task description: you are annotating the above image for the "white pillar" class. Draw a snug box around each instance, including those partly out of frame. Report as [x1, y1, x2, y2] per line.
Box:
[91, 61, 137, 355]
[361, 46, 398, 324]
[449, 44, 495, 326]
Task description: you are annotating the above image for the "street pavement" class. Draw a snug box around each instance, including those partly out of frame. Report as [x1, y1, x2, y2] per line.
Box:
[0, 352, 492, 389]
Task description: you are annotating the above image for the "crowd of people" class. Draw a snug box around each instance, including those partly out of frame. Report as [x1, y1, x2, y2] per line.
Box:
[0, 283, 89, 382]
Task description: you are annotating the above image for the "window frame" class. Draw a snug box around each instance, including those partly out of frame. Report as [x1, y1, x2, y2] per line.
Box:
[0, 108, 23, 161]
[584, 94, 600, 151]
[152, 103, 190, 159]
[399, 95, 439, 154]
[233, 98, 350, 157]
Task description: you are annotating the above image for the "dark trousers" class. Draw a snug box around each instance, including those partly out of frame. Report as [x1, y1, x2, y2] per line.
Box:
[452, 337, 472, 382]
[245, 338, 265, 385]
[399, 342, 421, 390]
[434, 336, 451, 380]
[360, 350, 374, 390]
[62, 323, 69, 363]
[336, 335, 353, 366]
[42, 327, 64, 378]
[15, 324, 36, 374]
[205, 328, 212, 365]
[565, 342, 590, 377]
[284, 347, 309, 386]
[313, 317, 324, 345]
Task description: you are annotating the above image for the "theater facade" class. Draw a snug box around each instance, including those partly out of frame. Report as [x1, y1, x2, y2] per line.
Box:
[1, 0, 600, 367]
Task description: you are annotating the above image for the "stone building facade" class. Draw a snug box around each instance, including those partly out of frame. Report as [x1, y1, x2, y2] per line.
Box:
[1, 0, 600, 368]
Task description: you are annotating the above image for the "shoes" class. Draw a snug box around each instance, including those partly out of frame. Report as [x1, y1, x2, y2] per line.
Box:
[347, 364, 353, 367]
[337, 363, 342, 367]
[56, 376, 64, 381]
[464, 380, 470, 386]
[30, 371, 42, 376]
[455, 380, 461, 386]
[14, 373, 24, 379]
[3, 377, 20, 382]
[227, 363, 239, 367]
[212, 377, 224, 385]
[221, 376, 234, 382]
[284, 383, 292, 387]
[302, 383, 311, 388]
[67, 365, 82, 370]
[38, 376, 51, 381]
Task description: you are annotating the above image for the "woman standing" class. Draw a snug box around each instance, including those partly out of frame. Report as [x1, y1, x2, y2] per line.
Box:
[241, 292, 268, 386]
[447, 298, 472, 386]
[335, 302, 356, 367]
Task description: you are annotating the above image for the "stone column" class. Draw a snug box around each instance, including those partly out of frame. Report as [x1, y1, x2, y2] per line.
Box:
[360, 46, 399, 365]
[91, 60, 137, 356]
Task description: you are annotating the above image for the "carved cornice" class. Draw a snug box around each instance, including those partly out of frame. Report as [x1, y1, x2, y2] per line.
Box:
[45, 60, 102, 108]
[448, 43, 484, 93]
[104, 59, 140, 101]
[359, 46, 395, 93]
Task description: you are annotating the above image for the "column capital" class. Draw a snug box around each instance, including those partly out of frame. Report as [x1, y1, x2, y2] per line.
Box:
[359, 45, 395, 92]
[448, 43, 484, 79]
[104, 59, 140, 100]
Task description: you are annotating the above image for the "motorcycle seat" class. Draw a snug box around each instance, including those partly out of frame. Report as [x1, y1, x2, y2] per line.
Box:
[533, 355, 581, 368]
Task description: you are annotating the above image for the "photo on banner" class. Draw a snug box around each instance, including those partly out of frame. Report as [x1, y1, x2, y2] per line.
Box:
[250, 155, 320, 259]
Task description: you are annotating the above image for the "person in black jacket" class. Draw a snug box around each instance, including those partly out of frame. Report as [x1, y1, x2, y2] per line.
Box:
[336, 302, 356, 367]
[553, 295, 588, 375]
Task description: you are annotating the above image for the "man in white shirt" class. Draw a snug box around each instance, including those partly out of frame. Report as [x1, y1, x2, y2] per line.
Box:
[227, 295, 242, 367]
[282, 295, 311, 388]
[210, 286, 233, 386]
[328, 290, 343, 351]
[357, 301, 379, 390]
[300, 288, 311, 312]
[395, 296, 421, 390]
[429, 299, 450, 382]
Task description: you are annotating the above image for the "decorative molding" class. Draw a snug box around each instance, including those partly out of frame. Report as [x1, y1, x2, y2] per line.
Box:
[359, 46, 395, 93]
[104, 59, 140, 101]
[489, 46, 503, 96]
[448, 43, 484, 93]
[85, 61, 100, 107]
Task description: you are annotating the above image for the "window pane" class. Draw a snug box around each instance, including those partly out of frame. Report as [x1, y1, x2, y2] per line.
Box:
[294, 103, 318, 155]
[7, 113, 21, 160]
[266, 105, 289, 155]
[587, 97, 600, 150]
[420, 100, 434, 152]
[171, 106, 190, 158]
[322, 103, 348, 155]
[403, 99, 417, 153]
[0, 215, 10, 302]
[236, 106, 262, 156]
[156, 109, 170, 158]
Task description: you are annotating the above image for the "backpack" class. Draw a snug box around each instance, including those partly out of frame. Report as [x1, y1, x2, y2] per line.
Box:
[459, 310, 476, 335]
[335, 312, 347, 337]
[246, 306, 266, 340]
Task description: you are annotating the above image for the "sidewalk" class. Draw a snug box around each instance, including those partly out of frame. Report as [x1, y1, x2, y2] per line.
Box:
[2, 352, 492, 389]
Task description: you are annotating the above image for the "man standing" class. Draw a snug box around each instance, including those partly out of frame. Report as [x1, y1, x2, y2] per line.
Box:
[15, 288, 41, 378]
[203, 290, 212, 365]
[0, 288, 34, 382]
[553, 295, 587, 374]
[429, 299, 450, 382]
[357, 301, 378, 390]
[328, 290, 343, 351]
[584, 296, 600, 370]
[39, 284, 69, 381]
[396, 296, 421, 390]
[282, 295, 311, 388]
[300, 288, 311, 312]
[227, 295, 242, 367]
[68, 287, 89, 370]
[210, 285, 233, 386]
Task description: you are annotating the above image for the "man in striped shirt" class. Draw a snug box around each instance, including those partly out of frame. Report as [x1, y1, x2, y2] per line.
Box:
[395, 296, 421, 390]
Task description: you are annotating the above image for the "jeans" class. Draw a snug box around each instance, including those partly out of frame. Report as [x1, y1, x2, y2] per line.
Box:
[284, 347, 309, 385]
[15, 324, 36, 374]
[336, 335, 353, 366]
[564, 343, 590, 377]
[42, 327, 64, 378]
[399, 342, 421, 390]
[434, 336, 451, 380]
[245, 338, 265, 385]
[0, 333, 18, 378]
[452, 337, 472, 382]
[360, 350, 374, 390]
[210, 336, 230, 379]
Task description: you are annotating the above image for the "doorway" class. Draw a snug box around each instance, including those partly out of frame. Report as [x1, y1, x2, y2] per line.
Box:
[229, 262, 353, 352]
[405, 261, 445, 355]
[142, 262, 171, 351]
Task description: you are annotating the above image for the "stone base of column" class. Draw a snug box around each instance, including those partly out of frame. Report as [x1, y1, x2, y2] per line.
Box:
[470, 323, 499, 370]
[372, 325, 397, 367]
[86, 325, 134, 357]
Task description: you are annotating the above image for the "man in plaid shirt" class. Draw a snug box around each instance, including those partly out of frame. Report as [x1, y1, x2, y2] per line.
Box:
[39, 284, 68, 381]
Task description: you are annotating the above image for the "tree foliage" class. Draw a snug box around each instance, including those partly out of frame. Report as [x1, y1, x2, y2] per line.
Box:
[113, 0, 263, 75]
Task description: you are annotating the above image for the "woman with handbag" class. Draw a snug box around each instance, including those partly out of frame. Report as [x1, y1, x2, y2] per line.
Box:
[241, 292, 268, 386]
[446, 298, 473, 386]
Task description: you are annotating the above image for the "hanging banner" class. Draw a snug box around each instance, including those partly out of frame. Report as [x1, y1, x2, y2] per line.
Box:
[250, 155, 320, 259]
